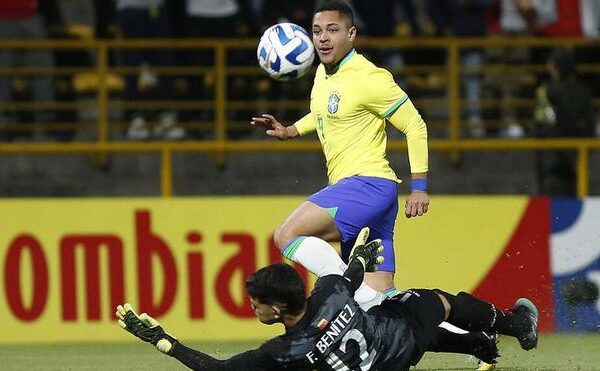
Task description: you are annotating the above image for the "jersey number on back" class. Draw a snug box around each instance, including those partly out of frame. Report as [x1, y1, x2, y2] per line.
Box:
[325, 329, 377, 371]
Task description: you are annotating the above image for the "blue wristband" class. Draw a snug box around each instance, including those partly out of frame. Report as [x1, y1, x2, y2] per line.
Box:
[411, 178, 427, 192]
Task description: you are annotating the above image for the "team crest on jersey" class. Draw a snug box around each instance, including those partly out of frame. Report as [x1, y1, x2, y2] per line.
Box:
[316, 318, 329, 330]
[327, 92, 340, 114]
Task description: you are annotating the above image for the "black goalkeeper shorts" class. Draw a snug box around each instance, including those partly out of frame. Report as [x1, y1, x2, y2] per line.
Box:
[378, 289, 446, 365]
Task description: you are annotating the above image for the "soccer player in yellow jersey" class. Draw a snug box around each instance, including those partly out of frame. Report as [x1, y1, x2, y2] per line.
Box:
[252, 0, 429, 304]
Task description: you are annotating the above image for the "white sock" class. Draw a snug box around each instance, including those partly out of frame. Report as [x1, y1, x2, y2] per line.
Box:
[282, 236, 384, 311]
[354, 282, 385, 311]
[282, 236, 347, 277]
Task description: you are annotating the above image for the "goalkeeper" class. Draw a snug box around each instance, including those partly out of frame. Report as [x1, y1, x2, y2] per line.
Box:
[117, 228, 538, 370]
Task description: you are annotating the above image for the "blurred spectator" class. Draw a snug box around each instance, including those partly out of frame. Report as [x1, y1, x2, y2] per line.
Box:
[484, 0, 557, 138]
[43, 0, 97, 141]
[580, 0, 600, 38]
[94, 0, 117, 39]
[54, 0, 96, 38]
[0, 0, 55, 141]
[530, 0, 583, 98]
[534, 48, 595, 196]
[428, 0, 493, 138]
[258, 0, 315, 31]
[178, 0, 255, 138]
[116, 0, 185, 140]
[183, 0, 243, 41]
[577, 0, 600, 137]
[538, 0, 583, 37]
[353, 0, 402, 66]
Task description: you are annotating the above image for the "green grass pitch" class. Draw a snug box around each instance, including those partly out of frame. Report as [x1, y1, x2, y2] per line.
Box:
[1, 334, 599, 370]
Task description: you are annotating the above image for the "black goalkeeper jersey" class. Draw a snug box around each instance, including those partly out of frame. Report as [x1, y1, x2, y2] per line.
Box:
[170, 261, 417, 370]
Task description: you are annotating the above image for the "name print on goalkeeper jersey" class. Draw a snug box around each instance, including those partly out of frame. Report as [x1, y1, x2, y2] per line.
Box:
[306, 303, 365, 364]
[261, 273, 414, 370]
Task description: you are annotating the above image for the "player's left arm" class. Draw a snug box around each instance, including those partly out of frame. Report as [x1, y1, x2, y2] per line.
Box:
[387, 102, 429, 218]
[363, 69, 430, 218]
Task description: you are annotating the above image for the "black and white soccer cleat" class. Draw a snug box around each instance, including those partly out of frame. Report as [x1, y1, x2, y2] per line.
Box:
[471, 331, 499, 365]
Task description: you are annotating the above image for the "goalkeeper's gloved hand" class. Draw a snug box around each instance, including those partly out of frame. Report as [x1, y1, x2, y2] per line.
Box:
[116, 303, 177, 355]
[349, 227, 384, 272]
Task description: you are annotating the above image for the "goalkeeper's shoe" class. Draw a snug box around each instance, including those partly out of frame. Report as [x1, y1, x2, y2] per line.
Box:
[471, 332, 499, 365]
[476, 360, 496, 371]
[116, 303, 177, 354]
[511, 298, 539, 351]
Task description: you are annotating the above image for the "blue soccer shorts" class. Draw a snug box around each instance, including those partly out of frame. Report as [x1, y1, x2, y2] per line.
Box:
[307, 175, 399, 272]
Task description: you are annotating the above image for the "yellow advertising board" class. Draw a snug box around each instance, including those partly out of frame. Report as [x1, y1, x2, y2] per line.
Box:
[0, 196, 527, 344]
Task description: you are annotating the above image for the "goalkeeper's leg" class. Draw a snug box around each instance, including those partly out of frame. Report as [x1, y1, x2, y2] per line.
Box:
[429, 327, 499, 365]
[434, 290, 539, 351]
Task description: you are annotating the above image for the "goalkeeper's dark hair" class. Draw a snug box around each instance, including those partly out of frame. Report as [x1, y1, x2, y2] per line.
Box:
[314, 0, 354, 27]
[246, 263, 306, 315]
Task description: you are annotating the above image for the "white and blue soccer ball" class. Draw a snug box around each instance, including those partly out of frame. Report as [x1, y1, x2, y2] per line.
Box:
[257, 23, 315, 81]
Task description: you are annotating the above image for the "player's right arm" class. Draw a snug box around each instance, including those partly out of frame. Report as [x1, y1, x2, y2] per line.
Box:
[251, 113, 299, 140]
[251, 113, 316, 140]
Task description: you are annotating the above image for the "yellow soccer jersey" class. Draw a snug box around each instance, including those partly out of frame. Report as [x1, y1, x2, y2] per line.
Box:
[294, 49, 428, 185]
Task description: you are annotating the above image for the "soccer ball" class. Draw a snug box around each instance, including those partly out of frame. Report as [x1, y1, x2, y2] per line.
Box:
[257, 23, 315, 81]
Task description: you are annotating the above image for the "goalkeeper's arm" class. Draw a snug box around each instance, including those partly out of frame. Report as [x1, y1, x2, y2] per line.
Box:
[343, 259, 367, 293]
[343, 227, 384, 294]
[170, 343, 264, 371]
[116, 303, 267, 370]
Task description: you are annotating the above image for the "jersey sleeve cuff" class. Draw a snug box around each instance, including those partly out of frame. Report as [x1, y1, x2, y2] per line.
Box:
[294, 114, 316, 136]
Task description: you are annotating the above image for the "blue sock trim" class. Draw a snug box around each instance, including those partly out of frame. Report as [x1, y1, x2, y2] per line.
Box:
[281, 236, 306, 260]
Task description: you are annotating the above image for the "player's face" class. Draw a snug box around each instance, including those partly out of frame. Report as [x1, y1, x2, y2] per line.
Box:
[250, 297, 280, 325]
[312, 11, 356, 66]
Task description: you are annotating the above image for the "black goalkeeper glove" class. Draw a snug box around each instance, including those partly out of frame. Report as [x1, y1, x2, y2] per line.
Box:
[116, 303, 177, 355]
[349, 227, 384, 272]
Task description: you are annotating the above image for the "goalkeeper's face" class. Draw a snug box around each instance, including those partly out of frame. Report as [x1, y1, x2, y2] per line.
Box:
[312, 10, 356, 66]
[250, 297, 281, 325]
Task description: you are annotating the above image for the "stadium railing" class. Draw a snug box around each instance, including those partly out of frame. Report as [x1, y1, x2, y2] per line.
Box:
[0, 37, 599, 197]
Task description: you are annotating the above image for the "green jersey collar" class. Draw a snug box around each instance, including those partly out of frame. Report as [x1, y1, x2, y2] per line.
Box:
[326, 48, 356, 75]
[339, 48, 356, 68]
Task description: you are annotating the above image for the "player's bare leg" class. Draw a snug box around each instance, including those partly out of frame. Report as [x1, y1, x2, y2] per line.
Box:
[276, 200, 347, 278]
[276, 204, 386, 310]
[274, 201, 341, 248]
[364, 271, 395, 292]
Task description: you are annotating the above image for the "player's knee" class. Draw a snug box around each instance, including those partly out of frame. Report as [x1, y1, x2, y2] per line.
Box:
[273, 225, 296, 249]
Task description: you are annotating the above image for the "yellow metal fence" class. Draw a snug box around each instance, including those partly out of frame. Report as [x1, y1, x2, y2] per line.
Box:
[0, 37, 599, 197]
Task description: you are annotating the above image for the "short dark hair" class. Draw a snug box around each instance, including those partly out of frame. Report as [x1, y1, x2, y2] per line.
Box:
[314, 0, 354, 27]
[246, 263, 306, 314]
